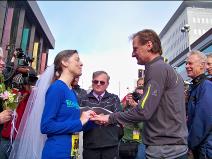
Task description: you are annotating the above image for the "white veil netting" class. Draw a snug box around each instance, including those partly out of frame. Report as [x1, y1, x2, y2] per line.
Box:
[9, 65, 55, 159]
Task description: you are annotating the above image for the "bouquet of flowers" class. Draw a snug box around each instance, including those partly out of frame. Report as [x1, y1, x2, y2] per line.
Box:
[0, 74, 20, 110]
[0, 74, 21, 144]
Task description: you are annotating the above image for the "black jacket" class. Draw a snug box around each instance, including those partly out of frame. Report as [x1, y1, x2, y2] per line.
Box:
[73, 84, 87, 103]
[80, 91, 122, 149]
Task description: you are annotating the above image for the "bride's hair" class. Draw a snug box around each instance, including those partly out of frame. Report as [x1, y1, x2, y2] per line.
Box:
[53, 50, 78, 81]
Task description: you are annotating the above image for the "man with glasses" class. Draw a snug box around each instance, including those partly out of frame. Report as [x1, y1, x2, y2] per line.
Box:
[80, 71, 122, 159]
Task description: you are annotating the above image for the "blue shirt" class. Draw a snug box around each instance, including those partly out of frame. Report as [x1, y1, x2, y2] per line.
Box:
[41, 80, 82, 159]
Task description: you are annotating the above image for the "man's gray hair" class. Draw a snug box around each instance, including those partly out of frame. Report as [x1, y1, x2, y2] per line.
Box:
[206, 54, 212, 58]
[92, 71, 110, 82]
[187, 50, 207, 64]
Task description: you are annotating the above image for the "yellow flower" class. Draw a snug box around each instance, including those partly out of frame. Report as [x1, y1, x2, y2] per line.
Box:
[8, 92, 15, 102]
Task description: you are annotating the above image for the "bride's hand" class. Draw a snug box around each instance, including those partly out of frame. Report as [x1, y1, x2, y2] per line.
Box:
[80, 110, 96, 125]
[90, 114, 109, 125]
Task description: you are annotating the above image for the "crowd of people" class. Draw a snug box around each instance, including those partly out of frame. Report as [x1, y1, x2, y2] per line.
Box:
[0, 29, 211, 159]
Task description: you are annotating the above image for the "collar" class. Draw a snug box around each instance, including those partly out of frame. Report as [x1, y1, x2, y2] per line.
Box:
[87, 90, 109, 99]
[93, 91, 105, 99]
[145, 56, 163, 68]
[191, 74, 207, 87]
[207, 75, 212, 81]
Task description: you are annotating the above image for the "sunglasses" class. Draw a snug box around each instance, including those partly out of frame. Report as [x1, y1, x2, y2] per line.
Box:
[92, 80, 106, 85]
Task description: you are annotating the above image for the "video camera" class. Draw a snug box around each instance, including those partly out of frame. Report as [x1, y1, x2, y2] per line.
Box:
[15, 48, 37, 84]
[15, 48, 34, 67]
[3, 48, 38, 89]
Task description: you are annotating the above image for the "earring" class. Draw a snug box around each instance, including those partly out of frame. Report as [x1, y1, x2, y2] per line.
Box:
[55, 71, 60, 77]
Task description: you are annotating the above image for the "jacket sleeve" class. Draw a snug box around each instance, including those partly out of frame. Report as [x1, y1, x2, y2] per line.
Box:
[41, 86, 82, 135]
[113, 95, 122, 112]
[188, 81, 212, 149]
[82, 121, 98, 132]
[109, 68, 166, 125]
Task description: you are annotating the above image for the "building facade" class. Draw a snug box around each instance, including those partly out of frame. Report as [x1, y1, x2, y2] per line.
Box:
[159, 1, 212, 80]
[172, 28, 212, 80]
[0, 1, 55, 74]
[159, 1, 212, 63]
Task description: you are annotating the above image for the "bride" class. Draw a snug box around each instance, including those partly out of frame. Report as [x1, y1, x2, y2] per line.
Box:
[9, 50, 95, 159]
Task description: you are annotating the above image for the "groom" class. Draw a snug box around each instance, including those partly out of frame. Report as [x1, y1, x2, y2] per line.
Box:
[91, 29, 188, 159]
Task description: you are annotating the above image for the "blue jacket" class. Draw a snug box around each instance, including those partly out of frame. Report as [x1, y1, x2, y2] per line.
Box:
[187, 74, 212, 157]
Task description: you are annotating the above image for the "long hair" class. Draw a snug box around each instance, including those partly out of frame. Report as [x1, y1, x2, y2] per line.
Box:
[53, 50, 78, 81]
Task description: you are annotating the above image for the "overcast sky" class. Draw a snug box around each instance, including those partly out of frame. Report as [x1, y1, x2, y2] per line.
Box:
[38, 1, 182, 99]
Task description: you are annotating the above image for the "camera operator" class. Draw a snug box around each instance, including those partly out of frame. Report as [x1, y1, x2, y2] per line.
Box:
[119, 84, 145, 159]
[11, 48, 33, 67]
[4, 48, 36, 89]
[129, 86, 144, 106]
[0, 68, 38, 159]
[0, 48, 38, 159]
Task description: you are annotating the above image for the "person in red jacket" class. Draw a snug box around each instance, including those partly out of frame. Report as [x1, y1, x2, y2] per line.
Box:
[0, 79, 34, 159]
[1, 87, 30, 138]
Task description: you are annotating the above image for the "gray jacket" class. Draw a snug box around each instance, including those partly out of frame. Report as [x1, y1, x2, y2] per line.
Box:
[109, 56, 188, 146]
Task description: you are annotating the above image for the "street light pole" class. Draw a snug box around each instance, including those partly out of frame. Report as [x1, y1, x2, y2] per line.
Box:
[118, 81, 120, 99]
[181, 24, 191, 51]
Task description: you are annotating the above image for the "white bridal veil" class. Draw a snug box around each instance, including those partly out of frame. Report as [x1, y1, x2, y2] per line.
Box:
[9, 65, 55, 159]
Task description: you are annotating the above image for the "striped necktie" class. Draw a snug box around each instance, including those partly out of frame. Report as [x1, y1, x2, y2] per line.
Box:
[98, 95, 102, 102]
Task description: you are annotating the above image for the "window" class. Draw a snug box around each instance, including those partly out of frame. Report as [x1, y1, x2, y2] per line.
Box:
[202, 44, 212, 53]
[202, 18, 205, 23]
[198, 29, 201, 35]
[176, 62, 187, 80]
[206, 18, 209, 24]
[192, 17, 196, 23]
[197, 18, 200, 23]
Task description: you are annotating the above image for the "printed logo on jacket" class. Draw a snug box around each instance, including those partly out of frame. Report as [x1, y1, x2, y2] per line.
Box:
[66, 100, 79, 108]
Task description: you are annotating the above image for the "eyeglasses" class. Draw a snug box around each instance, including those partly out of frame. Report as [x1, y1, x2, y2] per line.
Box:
[92, 80, 106, 85]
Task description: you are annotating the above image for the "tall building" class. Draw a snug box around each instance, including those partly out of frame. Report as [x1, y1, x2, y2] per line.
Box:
[171, 28, 212, 80]
[159, 1, 212, 63]
[0, 1, 55, 74]
[159, 1, 212, 80]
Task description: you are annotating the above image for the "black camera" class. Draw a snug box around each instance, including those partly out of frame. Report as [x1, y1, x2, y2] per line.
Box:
[3, 48, 37, 89]
[15, 48, 34, 67]
[131, 86, 144, 102]
[131, 91, 142, 102]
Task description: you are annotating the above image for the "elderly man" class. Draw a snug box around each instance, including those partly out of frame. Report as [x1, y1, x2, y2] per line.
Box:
[91, 29, 188, 159]
[0, 47, 12, 125]
[80, 71, 122, 159]
[207, 54, 212, 80]
[186, 51, 212, 159]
